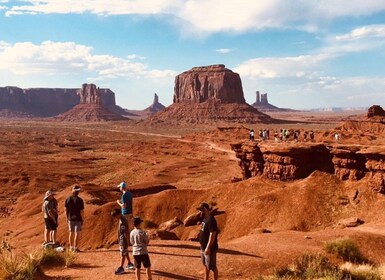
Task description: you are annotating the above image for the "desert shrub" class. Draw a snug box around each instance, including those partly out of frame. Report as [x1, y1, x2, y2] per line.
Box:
[324, 238, 366, 263]
[272, 253, 342, 279]
[340, 263, 381, 280]
[0, 239, 75, 279]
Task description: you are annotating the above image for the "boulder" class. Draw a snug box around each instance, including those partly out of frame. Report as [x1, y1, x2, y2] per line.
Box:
[158, 217, 183, 231]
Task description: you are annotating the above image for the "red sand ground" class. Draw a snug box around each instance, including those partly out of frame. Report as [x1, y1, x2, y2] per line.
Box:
[1, 111, 385, 279]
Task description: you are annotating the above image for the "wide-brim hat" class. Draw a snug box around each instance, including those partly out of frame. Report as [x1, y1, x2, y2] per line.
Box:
[44, 190, 55, 200]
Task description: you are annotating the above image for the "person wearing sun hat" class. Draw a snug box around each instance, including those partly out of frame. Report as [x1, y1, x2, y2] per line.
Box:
[42, 189, 58, 246]
[64, 185, 84, 252]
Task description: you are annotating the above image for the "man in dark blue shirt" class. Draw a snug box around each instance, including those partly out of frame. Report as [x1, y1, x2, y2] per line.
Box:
[197, 202, 218, 280]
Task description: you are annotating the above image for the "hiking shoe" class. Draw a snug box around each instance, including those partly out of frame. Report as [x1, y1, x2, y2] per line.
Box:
[125, 263, 135, 270]
[115, 267, 124, 275]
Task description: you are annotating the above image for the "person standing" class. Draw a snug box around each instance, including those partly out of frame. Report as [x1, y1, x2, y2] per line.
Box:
[111, 209, 135, 275]
[197, 202, 219, 280]
[42, 190, 58, 246]
[65, 185, 84, 252]
[116, 182, 133, 229]
[130, 216, 152, 280]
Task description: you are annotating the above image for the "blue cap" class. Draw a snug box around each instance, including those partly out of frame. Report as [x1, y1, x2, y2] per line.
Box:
[118, 182, 127, 189]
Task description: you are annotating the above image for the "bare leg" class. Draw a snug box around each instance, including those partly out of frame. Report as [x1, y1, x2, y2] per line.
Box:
[44, 227, 49, 243]
[203, 265, 209, 280]
[146, 267, 152, 280]
[213, 267, 218, 280]
[135, 268, 141, 280]
[68, 231, 73, 248]
[120, 255, 125, 268]
[50, 230, 57, 243]
[73, 231, 79, 248]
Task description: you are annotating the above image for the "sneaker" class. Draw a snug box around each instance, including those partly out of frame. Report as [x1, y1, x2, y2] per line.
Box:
[73, 247, 80, 252]
[115, 267, 124, 275]
[125, 263, 135, 270]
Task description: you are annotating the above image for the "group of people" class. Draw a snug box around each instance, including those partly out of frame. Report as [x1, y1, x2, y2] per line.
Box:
[42, 185, 84, 252]
[249, 128, 316, 142]
[42, 182, 219, 280]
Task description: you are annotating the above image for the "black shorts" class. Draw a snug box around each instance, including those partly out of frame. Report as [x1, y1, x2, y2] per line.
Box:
[133, 254, 151, 269]
[44, 218, 57, 230]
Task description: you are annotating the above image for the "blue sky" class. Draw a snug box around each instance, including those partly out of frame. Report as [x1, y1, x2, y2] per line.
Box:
[0, 1, 385, 110]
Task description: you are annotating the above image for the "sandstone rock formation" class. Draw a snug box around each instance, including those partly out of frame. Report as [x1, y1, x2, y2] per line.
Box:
[0, 85, 125, 117]
[232, 141, 385, 193]
[148, 65, 278, 124]
[143, 93, 166, 114]
[367, 105, 385, 118]
[251, 91, 296, 112]
[55, 83, 127, 122]
[173, 64, 245, 104]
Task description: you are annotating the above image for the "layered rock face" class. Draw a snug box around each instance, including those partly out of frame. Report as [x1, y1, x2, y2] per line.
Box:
[232, 142, 385, 193]
[55, 83, 126, 121]
[173, 64, 245, 104]
[0, 85, 123, 117]
[148, 65, 276, 124]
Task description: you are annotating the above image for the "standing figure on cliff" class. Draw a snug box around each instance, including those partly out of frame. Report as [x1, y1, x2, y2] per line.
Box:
[310, 130, 315, 141]
[249, 129, 254, 141]
[303, 131, 308, 142]
[65, 185, 84, 252]
[197, 202, 219, 280]
[42, 190, 58, 246]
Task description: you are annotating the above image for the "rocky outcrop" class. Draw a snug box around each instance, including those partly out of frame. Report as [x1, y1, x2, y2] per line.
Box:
[232, 141, 385, 193]
[251, 91, 296, 112]
[0, 85, 124, 117]
[367, 105, 385, 118]
[55, 83, 127, 122]
[143, 93, 166, 114]
[147, 65, 282, 124]
[173, 64, 245, 104]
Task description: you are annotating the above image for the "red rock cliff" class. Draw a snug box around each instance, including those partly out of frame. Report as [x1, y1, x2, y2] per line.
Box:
[173, 64, 245, 104]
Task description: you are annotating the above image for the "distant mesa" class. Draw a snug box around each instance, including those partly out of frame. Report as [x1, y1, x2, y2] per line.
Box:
[251, 91, 296, 112]
[367, 105, 385, 118]
[55, 83, 127, 122]
[0, 85, 126, 118]
[149, 64, 275, 124]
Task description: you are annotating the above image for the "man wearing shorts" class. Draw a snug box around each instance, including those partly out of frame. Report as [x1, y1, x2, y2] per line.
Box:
[197, 202, 219, 280]
[65, 185, 84, 252]
[130, 216, 152, 280]
[111, 208, 135, 274]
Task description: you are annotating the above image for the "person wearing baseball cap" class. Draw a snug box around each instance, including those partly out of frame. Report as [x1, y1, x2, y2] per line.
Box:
[64, 185, 84, 252]
[197, 202, 218, 280]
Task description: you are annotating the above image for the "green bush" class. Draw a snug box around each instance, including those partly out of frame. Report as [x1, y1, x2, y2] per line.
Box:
[325, 238, 366, 263]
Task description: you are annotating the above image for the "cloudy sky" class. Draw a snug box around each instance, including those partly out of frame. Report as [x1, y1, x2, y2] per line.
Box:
[1, 1, 384, 110]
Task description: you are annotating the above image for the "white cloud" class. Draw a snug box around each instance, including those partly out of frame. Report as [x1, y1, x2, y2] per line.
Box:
[5, 1, 385, 34]
[335, 25, 385, 41]
[215, 48, 233, 54]
[234, 53, 334, 79]
[0, 41, 176, 79]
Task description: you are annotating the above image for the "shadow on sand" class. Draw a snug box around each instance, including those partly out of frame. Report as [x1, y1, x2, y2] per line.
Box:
[152, 269, 200, 280]
[151, 243, 262, 259]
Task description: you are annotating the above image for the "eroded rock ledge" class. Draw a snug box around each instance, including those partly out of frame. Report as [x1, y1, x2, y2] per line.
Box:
[231, 141, 385, 193]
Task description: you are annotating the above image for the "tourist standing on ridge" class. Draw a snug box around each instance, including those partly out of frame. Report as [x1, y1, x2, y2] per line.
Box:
[116, 181, 133, 240]
[249, 129, 254, 141]
[111, 208, 135, 275]
[42, 190, 58, 246]
[65, 185, 84, 252]
[197, 202, 219, 280]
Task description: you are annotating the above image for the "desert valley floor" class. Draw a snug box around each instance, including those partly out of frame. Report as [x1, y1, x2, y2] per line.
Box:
[1, 111, 385, 279]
